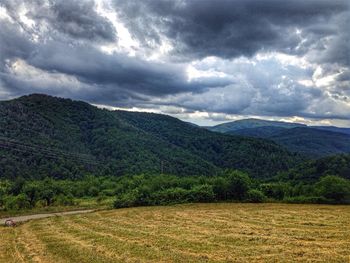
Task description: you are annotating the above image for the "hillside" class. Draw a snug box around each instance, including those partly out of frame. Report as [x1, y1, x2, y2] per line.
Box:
[0, 94, 300, 179]
[311, 126, 350, 136]
[206, 119, 350, 158]
[270, 127, 350, 158]
[229, 127, 350, 158]
[278, 154, 350, 183]
[208, 118, 305, 133]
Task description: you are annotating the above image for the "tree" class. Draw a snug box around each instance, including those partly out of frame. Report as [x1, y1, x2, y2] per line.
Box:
[247, 189, 266, 203]
[190, 184, 215, 202]
[260, 183, 289, 200]
[23, 183, 40, 207]
[226, 171, 251, 200]
[316, 175, 350, 202]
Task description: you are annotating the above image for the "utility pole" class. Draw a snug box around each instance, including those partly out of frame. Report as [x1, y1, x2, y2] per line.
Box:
[161, 160, 164, 174]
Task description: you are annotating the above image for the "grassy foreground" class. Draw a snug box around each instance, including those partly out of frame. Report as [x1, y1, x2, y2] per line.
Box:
[0, 203, 349, 263]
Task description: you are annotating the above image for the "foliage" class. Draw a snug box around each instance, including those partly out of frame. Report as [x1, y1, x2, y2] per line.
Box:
[316, 175, 350, 201]
[247, 189, 266, 203]
[277, 154, 350, 183]
[0, 94, 300, 179]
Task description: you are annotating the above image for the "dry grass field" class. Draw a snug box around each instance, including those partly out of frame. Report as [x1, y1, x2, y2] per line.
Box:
[0, 203, 349, 263]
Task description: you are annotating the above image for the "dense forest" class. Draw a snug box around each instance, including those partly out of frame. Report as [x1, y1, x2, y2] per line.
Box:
[0, 94, 299, 179]
[208, 119, 350, 158]
[0, 94, 349, 212]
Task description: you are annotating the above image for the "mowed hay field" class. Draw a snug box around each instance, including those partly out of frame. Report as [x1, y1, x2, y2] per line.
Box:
[0, 204, 349, 263]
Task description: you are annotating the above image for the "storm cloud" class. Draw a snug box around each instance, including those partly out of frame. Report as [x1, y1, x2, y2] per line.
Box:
[0, 0, 349, 125]
[113, 0, 348, 60]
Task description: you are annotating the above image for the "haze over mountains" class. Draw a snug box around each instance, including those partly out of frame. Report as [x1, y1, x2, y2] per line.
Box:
[206, 119, 350, 158]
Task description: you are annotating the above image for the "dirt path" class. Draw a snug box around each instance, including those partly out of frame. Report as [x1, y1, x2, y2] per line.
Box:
[0, 210, 95, 225]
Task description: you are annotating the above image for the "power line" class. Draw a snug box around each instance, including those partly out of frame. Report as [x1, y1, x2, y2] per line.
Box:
[0, 138, 101, 166]
[0, 136, 96, 160]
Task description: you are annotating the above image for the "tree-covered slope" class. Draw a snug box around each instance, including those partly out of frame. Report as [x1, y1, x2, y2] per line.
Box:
[269, 127, 350, 158]
[0, 94, 300, 179]
[278, 154, 350, 183]
[228, 126, 287, 138]
[208, 118, 305, 133]
[114, 111, 301, 177]
[310, 126, 350, 136]
[227, 126, 350, 158]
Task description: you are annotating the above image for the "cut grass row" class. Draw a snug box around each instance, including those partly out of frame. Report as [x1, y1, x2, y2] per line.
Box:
[0, 203, 349, 262]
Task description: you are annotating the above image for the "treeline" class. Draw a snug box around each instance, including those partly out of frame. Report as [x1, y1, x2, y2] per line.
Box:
[0, 176, 118, 211]
[113, 171, 350, 208]
[1, 170, 350, 212]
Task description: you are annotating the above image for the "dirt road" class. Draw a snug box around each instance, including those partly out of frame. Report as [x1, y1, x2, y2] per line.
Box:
[0, 209, 94, 225]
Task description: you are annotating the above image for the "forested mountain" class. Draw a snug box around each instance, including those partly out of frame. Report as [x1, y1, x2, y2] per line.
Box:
[206, 119, 350, 158]
[310, 126, 350, 136]
[208, 118, 305, 133]
[228, 127, 350, 158]
[268, 127, 350, 158]
[0, 94, 300, 179]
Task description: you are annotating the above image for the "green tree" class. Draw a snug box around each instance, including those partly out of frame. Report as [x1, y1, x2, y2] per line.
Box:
[226, 171, 251, 200]
[316, 175, 350, 202]
[247, 189, 266, 203]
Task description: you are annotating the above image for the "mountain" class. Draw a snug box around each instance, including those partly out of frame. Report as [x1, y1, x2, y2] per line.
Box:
[268, 127, 350, 158]
[0, 94, 300, 179]
[228, 127, 350, 158]
[310, 126, 350, 136]
[208, 118, 306, 133]
[207, 119, 350, 158]
[228, 126, 287, 138]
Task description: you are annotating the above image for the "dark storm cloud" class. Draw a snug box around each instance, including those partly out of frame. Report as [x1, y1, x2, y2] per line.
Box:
[0, 7, 231, 102]
[2, 0, 117, 42]
[26, 42, 232, 96]
[113, 0, 349, 60]
[0, 0, 349, 124]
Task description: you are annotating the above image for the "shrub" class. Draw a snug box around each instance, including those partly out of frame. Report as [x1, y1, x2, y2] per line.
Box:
[3, 194, 31, 210]
[316, 175, 350, 202]
[247, 189, 266, 203]
[189, 184, 215, 202]
[260, 183, 289, 200]
[151, 187, 190, 205]
[114, 190, 139, 208]
[54, 194, 75, 206]
[226, 171, 251, 200]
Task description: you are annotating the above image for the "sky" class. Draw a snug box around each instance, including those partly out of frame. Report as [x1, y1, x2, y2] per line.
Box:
[0, 0, 349, 127]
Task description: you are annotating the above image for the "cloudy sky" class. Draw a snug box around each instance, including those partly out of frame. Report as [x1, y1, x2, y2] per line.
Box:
[0, 0, 349, 126]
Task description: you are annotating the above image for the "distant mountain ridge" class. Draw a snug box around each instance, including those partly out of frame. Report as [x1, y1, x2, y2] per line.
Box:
[0, 94, 300, 179]
[206, 119, 350, 158]
[208, 118, 306, 133]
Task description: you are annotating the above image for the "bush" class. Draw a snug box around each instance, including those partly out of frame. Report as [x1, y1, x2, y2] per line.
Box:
[54, 194, 75, 206]
[189, 184, 215, 202]
[260, 183, 289, 200]
[316, 175, 350, 202]
[3, 194, 31, 210]
[114, 190, 139, 208]
[247, 189, 266, 203]
[226, 171, 251, 200]
[150, 187, 190, 205]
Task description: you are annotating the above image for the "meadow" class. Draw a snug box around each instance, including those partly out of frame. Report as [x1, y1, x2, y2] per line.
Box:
[0, 203, 349, 263]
